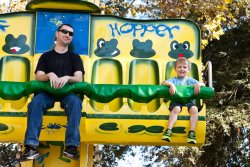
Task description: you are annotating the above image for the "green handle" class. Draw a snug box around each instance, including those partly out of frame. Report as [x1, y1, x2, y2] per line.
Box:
[0, 81, 214, 103]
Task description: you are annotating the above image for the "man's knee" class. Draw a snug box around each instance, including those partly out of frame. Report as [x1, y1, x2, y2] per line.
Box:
[62, 95, 82, 112]
[28, 93, 53, 109]
[67, 95, 82, 105]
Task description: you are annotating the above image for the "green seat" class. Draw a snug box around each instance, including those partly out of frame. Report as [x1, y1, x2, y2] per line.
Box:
[0, 56, 30, 109]
[91, 58, 123, 112]
[128, 59, 160, 112]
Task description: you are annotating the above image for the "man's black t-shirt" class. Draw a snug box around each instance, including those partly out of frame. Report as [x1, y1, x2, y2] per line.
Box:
[35, 50, 84, 77]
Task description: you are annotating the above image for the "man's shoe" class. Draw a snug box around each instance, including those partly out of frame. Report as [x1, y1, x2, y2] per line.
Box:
[187, 131, 196, 144]
[162, 129, 172, 142]
[63, 146, 80, 160]
[22, 145, 39, 160]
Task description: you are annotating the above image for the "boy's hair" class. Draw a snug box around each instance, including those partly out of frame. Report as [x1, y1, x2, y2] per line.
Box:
[57, 23, 73, 31]
[174, 57, 191, 69]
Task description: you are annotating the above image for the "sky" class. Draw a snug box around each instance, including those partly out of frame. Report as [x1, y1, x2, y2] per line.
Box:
[0, 0, 10, 4]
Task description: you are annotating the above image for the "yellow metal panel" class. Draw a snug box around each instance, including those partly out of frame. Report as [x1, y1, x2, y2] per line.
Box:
[34, 141, 80, 167]
[0, 13, 207, 167]
[0, 13, 34, 110]
[0, 14, 34, 56]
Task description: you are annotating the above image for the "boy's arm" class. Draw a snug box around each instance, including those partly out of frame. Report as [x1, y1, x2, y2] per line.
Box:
[161, 81, 176, 95]
[193, 82, 206, 95]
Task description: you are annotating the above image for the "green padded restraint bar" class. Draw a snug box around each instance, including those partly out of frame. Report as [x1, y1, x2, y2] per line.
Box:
[0, 81, 214, 103]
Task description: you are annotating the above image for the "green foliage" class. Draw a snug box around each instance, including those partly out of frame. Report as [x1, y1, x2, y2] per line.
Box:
[94, 12, 250, 167]
[94, 145, 133, 167]
[103, 0, 249, 47]
[0, 0, 27, 13]
[0, 143, 21, 166]
[1, 0, 249, 166]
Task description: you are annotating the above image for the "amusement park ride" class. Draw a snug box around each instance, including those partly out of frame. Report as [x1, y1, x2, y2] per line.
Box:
[0, 0, 214, 166]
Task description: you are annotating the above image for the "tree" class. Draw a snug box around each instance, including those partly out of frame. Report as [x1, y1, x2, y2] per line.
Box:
[95, 17, 250, 167]
[0, 143, 21, 166]
[0, 0, 27, 13]
[95, 1, 250, 166]
[1, 0, 249, 166]
[103, 0, 249, 48]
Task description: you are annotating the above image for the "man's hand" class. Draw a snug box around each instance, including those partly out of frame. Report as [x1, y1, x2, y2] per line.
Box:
[57, 76, 70, 88]
[47, 72, 59, 88]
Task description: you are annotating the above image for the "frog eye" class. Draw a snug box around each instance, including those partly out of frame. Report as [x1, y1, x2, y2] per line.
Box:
[98, 39, 105, 48]
[172, 42, 179, 50]
[183, 41, 190, 50]
[183, 43, 189, 49]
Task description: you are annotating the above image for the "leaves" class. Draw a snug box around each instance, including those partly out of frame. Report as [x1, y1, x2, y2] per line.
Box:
[103, 0, 249, 47]
[0, 0, 249, 166]
[0, 0, 27, 13]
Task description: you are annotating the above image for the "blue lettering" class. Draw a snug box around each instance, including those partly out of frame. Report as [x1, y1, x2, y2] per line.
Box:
[169, 25, 180, 38]
[0, 20, 9, 32]
[108, 22, 180, 39]
[155, 24, 180, 38]
[133, 23, 144, 37]
[155, 24, 168, 37]
[109, 23, 120, 37]
[120, 23, 133, 34]
[140, 24, 155, 37]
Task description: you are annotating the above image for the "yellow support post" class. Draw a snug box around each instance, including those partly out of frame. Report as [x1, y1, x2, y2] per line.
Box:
[79, 143, 94, 167]
[20, 160, 34, 167]
[87, 144, 94, 167]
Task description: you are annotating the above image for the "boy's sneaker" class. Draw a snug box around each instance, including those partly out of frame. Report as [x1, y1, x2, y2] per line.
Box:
[162, 129, 172, 142]
[21, 145, 39, 160]
[187, 131, 196, 144]
[63, 145, 80, 160]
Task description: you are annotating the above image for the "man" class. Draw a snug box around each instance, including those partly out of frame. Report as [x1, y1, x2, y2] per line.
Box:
[22, 24, 84, 160]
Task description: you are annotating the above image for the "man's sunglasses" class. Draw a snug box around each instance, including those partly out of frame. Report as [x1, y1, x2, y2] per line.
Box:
[58, 29, 74, 36]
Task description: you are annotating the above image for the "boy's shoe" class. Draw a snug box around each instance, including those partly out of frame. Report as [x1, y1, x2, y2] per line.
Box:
[162, 129, 172, 142]
[21, 145, 39, 160]
[187, 131, 196, 144]
[63, 145, 80, 160]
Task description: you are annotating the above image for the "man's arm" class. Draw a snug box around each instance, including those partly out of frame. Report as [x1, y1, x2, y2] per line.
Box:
[68, 71, 83, 83]
[57, 71, 83, 88]
[35, 71, 59, 88]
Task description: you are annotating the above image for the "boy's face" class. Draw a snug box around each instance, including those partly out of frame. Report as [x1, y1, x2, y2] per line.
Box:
[175, 61, 189, 78]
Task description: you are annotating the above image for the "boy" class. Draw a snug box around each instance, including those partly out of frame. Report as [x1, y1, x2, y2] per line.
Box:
[161, 57, 205, 144]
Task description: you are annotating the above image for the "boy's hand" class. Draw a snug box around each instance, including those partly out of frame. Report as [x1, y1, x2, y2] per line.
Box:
[169, 84, 176, 95]
[193, 84, 201, 95]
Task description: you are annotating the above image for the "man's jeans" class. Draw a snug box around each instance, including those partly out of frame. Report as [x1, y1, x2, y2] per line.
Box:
[24, 92, 82, 147]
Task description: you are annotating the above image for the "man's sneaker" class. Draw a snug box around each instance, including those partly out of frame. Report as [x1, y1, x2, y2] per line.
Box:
[63, 146, 80, 160]
[22, 145, 39, 160]
[162, 129, 172, 142]
[187, 131, 196, 144]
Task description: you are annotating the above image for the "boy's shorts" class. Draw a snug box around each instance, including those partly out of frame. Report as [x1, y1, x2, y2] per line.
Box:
[169, 101, 196, 112]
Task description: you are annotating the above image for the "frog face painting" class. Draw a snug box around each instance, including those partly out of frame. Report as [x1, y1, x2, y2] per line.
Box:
[94, 38, 120, 57]
[130, 39, 155, 58]
[168, 40, 193, 59]
[2, 34, 30, 54]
